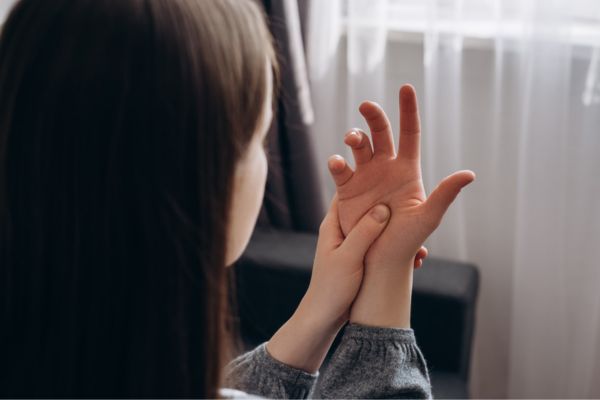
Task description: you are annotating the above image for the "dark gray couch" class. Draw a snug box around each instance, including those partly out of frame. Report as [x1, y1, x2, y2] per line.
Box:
[234, 228, 479, 399]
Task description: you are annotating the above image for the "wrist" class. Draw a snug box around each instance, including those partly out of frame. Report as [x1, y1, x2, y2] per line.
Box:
[349, 260, 414, 328]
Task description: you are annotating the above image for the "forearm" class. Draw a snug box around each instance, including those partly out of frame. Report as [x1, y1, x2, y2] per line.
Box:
[225, 292, 339, 398]
[349, 260, 414, 328]
[266, 291, 344, 374]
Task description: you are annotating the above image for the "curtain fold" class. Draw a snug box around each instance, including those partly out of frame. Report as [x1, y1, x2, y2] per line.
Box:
[306, 0, 600, 397]
[258, 0, 325, 233]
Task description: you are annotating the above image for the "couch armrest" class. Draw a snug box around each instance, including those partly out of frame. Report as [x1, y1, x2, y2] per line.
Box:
[412, 258, 479, 381]
[234, 227, 479, 383]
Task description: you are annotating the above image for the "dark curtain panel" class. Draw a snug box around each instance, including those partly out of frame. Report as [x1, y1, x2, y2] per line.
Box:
[257, 0, 324, 233]
[297, 0, 311, 49]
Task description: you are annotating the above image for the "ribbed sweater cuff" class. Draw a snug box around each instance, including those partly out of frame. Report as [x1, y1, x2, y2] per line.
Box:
[256, 343, 318, 386]
[344, 323, 416, 343]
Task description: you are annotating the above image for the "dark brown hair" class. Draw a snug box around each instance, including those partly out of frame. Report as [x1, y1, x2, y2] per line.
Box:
[0, 0, 278, 397]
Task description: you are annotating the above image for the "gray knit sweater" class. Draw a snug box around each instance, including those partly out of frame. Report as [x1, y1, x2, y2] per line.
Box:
[223, 323, 432, 399]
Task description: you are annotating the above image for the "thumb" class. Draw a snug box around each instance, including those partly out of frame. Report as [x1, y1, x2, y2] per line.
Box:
[423, 170, 475, 228]
[339, 204, 390, 256]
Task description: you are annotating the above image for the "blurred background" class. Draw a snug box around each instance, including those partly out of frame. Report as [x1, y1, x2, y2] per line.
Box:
[307, 0, 600, 397]
[241, 0, 600, 398]
[2, 0, 599, 398]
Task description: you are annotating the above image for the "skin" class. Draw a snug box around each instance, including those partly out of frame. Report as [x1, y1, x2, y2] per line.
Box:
[328, 84, 476, 327]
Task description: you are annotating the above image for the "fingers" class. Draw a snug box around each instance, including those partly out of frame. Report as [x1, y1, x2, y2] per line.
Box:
[340, 204, 391, 255]
[358, 101, 395, 158]
[327, 155, 354, 187]
[423, 170, 476, 229]
[344, 129, 373, 166]
[398, 84, 421, 161]
[416, 245, 428, 260]
[414, 246, 428, 269]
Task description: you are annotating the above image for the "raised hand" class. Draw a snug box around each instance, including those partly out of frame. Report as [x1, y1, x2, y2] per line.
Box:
[328, 84, 475, 271]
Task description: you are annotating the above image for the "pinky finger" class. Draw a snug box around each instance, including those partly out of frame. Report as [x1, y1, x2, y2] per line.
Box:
[416, 246, 428, 260]
[328, 155, 354, 187]
[414, 246, 428, 269]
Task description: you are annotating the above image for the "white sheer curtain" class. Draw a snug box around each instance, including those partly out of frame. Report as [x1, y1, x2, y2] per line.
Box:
[307, 0, 600, 397]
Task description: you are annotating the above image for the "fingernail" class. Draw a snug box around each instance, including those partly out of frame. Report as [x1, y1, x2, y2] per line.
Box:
[328, 155, 345, 172]
[370, 205, 390, 223]
[345, 130, 361, 142]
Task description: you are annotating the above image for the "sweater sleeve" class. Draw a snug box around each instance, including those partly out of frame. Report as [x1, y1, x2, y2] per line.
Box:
[223, 343, 318, 399]
[311, 323, 432, 399]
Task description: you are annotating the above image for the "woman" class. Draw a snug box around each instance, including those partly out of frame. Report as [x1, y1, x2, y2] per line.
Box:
[0, 0, 474, 398]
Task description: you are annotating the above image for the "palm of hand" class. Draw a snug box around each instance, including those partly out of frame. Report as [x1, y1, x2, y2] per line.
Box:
[328, 85, 475, 268]
[337, 158, 427, 266]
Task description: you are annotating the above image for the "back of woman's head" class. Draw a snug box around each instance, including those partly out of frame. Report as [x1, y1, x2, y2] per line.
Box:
[0, 0, 278, 397]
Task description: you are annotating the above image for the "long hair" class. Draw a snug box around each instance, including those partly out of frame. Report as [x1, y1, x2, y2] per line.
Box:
[0, 0, 278, 397]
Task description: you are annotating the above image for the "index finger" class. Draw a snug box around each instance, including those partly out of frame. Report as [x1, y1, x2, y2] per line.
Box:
[398, 84, 421, 161]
